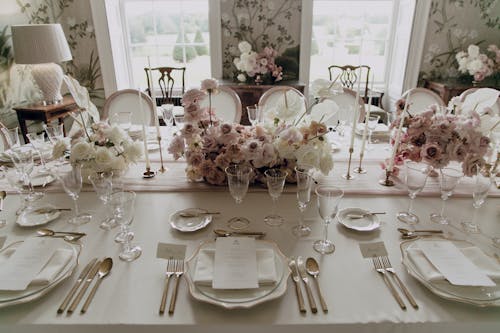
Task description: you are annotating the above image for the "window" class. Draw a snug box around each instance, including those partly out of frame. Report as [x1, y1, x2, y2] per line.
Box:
[121, 0, 211, 89]
[309, 0, 395, 87]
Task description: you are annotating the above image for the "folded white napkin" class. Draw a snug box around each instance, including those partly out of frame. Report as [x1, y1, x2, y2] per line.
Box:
[407, 246, 500, 282]
[193, 248, 278, 287]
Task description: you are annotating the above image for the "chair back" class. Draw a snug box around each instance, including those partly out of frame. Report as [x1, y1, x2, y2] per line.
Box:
[321, 87, 366, 126]
[459, 88, 500, 116]
[145, 66, 186, 105]
[403, 87, 444, 114]
[199, 86, 242, 123]
[328, 65, 371, 101]
[103, 89, 155, 126]
[258, 86, 306, 123]
[0, 121, 9, 152]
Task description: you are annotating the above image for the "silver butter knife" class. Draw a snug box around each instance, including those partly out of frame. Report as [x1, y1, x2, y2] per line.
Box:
[297, 256, 317, 313]
[288, 258, 306, 313]
[57, 258, 97, 314]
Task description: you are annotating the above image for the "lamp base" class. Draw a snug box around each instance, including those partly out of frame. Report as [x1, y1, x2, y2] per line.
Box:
[31, 63, 64, 105]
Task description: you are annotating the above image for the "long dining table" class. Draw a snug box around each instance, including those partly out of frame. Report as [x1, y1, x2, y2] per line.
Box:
[0, 129, 499, 333]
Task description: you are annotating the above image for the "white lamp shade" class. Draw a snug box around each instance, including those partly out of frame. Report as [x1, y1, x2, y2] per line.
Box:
[11, 24, 72, 64]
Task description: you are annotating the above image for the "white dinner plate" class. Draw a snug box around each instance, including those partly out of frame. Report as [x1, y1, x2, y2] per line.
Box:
[400, 237, 500, 307]
[338, 207, 380, 231]
[25, 173, 56, 187]
[16, 204, 61, 227]
[184, 239, 290, 309]
[0, 239, 80, 307]
[0, 146, 35, 162]
[147, 142, 160, 152]
[170, 208, 213, 232]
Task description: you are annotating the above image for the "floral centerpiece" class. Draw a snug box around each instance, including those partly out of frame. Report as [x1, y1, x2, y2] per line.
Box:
[385, 106, 491, 177]
[233, 41, 283, 84]
[168, 80, 335, 185]
[456, 44, 499, 83]
[53, 122, 143, 175]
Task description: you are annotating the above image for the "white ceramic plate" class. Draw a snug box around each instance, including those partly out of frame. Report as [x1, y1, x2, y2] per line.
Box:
[16, 204, 61, 227]
[337, 207, 380, 231]
[0, 146, 34, 162]
[170, 208, 213, 232]
[147, 142, 160, 151]
[0, 239, 80, 308]
[401, 237, 500, 307]
[25, 173, 56, 187]
[184, 240, 290, 309]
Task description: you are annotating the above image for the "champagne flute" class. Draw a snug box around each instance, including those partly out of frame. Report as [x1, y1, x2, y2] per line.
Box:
[88, 171, 116, 230]
[225, 164, 252, 230]
[366, 114, 380, 150]
[315, 186, 343, 254]
[430, 167, 463, 225]
[54, 164, 92, 225]
[110, 191, 141, 261]
[461, 168, 493, 233]
[264, 169, 288, 227]
[292, 164, 314, 236]
[396, 161, 429, 224]
[246, 105, 260, 126]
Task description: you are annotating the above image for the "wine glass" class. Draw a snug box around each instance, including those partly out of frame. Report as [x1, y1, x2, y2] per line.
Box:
[88, 171, 116, 230]
[174, 115, 185, 131]
[461, 168, 493, 233]
[246, 105, 260, 126]
[264, 169, 288, 227]
[109, 191, 141, 261]
[1, 127, 21, 149]
[9, 149, 44, 202]
[43, 123, 64, 143]
[26, 132, 49, 171]
[397, 161, 429, 224]
[4, 167, 28, 214]
[54, 164, 92, 225]
[225, 164, 252, 230]
[292, 164, 314, 236]
[366, 114, 380, 150]
[112, 111, 132, 131]
[430, 167, 463, 225]
[315, 186, 344, 254]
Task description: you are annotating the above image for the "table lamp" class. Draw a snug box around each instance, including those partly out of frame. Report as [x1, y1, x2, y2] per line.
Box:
[11, 24, 72, 105]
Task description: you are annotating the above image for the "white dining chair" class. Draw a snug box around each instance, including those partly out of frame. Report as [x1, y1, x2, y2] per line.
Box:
[102, 89, 156, 126]
[403, 87, 445, 115]
[258, 86, 306, 124]
[459, 88, 500, 116]
[199, 86, 242, 123]
[320, 87, 366, 127]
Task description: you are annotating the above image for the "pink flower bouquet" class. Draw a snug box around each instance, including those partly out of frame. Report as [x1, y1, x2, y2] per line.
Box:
[233, 41, 283, 84]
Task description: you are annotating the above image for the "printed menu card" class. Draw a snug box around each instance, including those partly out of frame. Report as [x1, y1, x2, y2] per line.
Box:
[212, 237, 258, 289]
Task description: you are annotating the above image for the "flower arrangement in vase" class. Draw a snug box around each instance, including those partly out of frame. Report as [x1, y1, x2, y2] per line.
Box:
[233, 41, 283, 84]
[456, 44, 499, 84]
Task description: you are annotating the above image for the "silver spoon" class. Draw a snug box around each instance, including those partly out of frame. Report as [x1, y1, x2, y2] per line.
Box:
[305, 257, 328, 313]
[346, 212, 386, 219]
[213, 229, 265, 238]
[397, 228, 443, 235]
[179, 211, 220, 218]
[81, 258, 113, 313]
[37, 228, 86, 237]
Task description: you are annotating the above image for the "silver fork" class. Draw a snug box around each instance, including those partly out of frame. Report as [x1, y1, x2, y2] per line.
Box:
[159, 259, 175, 315]
[372, 257, 406, 310]
[381, 256, 418, 309]
[169, 260, 184, 314]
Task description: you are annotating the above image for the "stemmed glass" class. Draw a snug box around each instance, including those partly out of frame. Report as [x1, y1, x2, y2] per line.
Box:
[26, 132, 49, 171]
[315, 186, 344, 254]
[54, 164, 92, 225]
[110, 191, 141, 261]
[9, 149, 44, 203]
[461, 168, 493, 233]
[430, 167, 463, 225]
[292, 165, 314, 236]
[4, 168, 29, 214]
[397, 161, 429, 224]
[88, 171, 116, 230]
[43, 123, 64, 143]
[112, 111, 132, 131]
[264, 169, 288, 227]
[225, 164, 252, 230]
[246, 105, 260, 126]
[366, 115, 380, 150]
[1, 127, 21, 149]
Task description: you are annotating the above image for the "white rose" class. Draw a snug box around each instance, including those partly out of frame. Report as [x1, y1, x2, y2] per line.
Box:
[105, 126, 126, 146]
[70, 140, 95, 163]
[467, 59, 484, 74]
[94, 147, 114, 170]
[295, 145, 321, 169]
[233, 57, 242, 71]
[238, 41, 252, 53]
[237, 73, 246, 82]
[123, 141, 143, 162]
[319, 147, 334, 175]
[52, 139, 69, 159]
[109, 156, 127, 172]
[467, 44, 480, 58]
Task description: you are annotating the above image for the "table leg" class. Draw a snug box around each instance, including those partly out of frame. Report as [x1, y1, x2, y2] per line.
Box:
[16, 113, 29, 143]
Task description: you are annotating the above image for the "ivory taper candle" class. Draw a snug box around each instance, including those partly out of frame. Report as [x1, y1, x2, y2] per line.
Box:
[388, 94, 410, 172]
[359, 72, 374, 153]
[349, 68, 362, 150]
[147, 57, 161, 138]
[138, 89, 151, 170]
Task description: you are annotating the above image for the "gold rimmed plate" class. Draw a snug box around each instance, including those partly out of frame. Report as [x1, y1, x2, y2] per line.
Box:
[169, 208, 213, 232]
[338, 207, 380, 232]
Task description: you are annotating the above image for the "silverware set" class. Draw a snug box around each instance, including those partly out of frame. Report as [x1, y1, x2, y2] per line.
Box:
[371, 256, 418, 310]
[289, 256, 327, 314]
[159, 258, 184, 315]
[57, 257, 113, 314]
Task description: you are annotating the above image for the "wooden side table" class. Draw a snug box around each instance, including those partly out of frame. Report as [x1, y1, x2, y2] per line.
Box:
[13, 96, 79, 142]
[424, 79, 500, 104]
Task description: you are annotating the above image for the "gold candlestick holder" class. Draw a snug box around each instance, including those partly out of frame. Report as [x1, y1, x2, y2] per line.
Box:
[378, 169, 395, 186]
[354, 152, 367, 174]
[157, 135, 166, 173]
[342, 147, 356, 180]
[143, 167, 156, 179]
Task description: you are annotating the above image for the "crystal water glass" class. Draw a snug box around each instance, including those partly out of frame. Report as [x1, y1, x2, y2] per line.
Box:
[26, 132, 49, 170]
[225, 164, 252, 230]
[55, 164, 92, 225]
[110, 191, 141, 261]
[4, 168, 29, 214]
[461, 169, 493, 233]
[292, 165, 314, 236]
[44, 123, 64, 143]
[112, 111, 132, 131]
[88, 171, 116, 230]
[315, 186, 344, 254]
[366, 114, 380, 150]
[246, 105, 260, 126]
[397, 161, 429, 224]
[430, 167, 463, 225]
[1, 127, 21, 149]
[264, 169, 288, 227]
[9, 149, 44, 203]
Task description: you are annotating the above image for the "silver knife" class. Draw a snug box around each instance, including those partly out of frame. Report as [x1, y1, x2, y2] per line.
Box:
[57, 258, 97, 314]
[289, 257, 306, 313]
[67, 259, 101, 314]
[297, 256, 318, 313]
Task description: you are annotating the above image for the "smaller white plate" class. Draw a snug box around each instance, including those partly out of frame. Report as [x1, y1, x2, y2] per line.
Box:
[25, 173, 55, 187]
[147, 142, 160, 151]
[338, 207, 380, 231]
[16, 204, 61, 227]
[170, 208, 213, 232]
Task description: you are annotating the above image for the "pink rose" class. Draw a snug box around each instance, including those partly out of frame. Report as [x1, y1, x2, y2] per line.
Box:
[186, 151, 204, 167]
[168, 135, 185, 160]
[462, 153, 485, 177]
[182, 89, 205, 106]
[200, 78, 218, 92]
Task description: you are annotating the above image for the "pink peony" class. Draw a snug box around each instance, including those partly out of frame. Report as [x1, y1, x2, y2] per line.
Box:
[200, 78, 218, 92]
[182, 89, 205, 106]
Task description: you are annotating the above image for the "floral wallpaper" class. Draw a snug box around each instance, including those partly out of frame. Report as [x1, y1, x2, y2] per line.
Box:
[220, 0, 302, 81]
[0, 0, 103, 129]
[418, 0, 500, 84]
